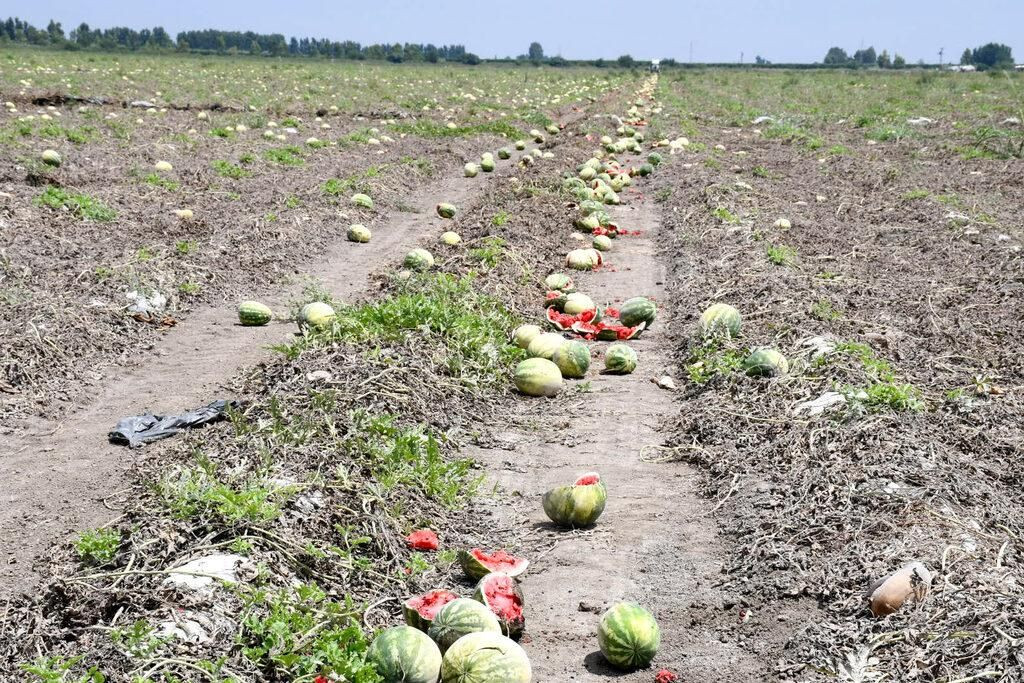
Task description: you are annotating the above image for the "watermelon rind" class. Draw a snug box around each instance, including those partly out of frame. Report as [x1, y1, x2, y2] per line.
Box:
[472, 574, 526, 640]
[403, 589, 459, 632]
[597, 602, 661, 670]
[427, 598, 500, 653]
[298, 301, 335, 332]
[457, 549, 529, 581]
[440, 632, 531, 683]
[404, 248, 435, 271]
[604, 343, 638, 374]
[367, 625, 442, 683]
[743, 348, 789, 377]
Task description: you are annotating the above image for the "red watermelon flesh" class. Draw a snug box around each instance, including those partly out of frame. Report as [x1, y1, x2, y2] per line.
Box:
[479, 574, 525, 638]
[404, 589, 458, 630]
[470, 549, 523, 573]
[547, 307, 598, 331]
[575, 473, 601, 486]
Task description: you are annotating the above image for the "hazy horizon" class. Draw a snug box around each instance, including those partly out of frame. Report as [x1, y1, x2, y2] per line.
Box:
[10, 0, 1024, 63]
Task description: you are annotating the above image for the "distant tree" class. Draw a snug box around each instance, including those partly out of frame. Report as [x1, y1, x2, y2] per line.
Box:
[528, 41, 544, 63]
[176, 37, 189, 52]
[617, 54, 635, 68]
[960, 48, 972, 65]
[594, 57, 606, 68]
[661, 57, 678, 67]
[248, 39, 260, 55]
[216, 35, 226, 54]
[971, 42, 1013, 70]
[892, 53, 906, 68]
[151, 26, 172, 48]
[71, 22, 93, 47]
[424, 44, 439, 63]
[853, 46, 876, 66]
[823, 47, 850, 65]
[45, 20, 64, 44]
[877, 50, 891, 68]
[754, 55, 769, 65]
[548, 55, 567, 67]
[463, 52, 481, 65]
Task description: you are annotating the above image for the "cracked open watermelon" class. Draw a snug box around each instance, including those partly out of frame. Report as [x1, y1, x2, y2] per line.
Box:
[473, 573, 526, 640]
[571, 319, 646, 341]
[546, 306, 601, 331]
[458, 549, 529, 581]
[404, 589, 460, 632]
[543, 472, 607, 528]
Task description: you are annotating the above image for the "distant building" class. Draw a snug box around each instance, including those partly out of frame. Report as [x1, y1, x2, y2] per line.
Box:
[946, 64, 976, 72]
[650, 59, 661, 73]
[1016, 64, 1024, 71]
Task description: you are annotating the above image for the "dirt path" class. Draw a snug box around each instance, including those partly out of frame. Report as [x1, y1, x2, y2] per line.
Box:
[0, 171, 503, 598]
[467, 180, 762, 680]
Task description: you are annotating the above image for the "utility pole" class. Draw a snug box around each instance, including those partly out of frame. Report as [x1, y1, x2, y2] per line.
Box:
[740, 51, 744, 64]
[938, 47, 944, 67]
[689, 41, 693, 63]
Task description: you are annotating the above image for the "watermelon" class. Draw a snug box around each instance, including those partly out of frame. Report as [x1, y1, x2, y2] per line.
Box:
[598, 602, 661, 670]
[464, 163, 479, 177]
[436, 202, 457, 219]
[404, 589, 460, 632]
[457, 549, 529, 581]
[526, 333, 565, 360]
[579, 200, 603, 216]
[605, 344, 638, 374]
[441, 231, 462, 245]
[571, 320, 645, 342]
[547, 307, 600, 332]
[367, 625, 442, 683]
[440, 632, 531, 683]
[347, 224, 372, 243]
[473, 574, 525, 639]
[514, 140, 526, 150]
[514, 358, 562, 397]
[428, 598, 501, 653]
[637, 164, 653, 177]
[545, 291, 569, 312]
[238, 301, 272, 326]
[647, 152, 664, 166]
[580, 166, 597, 181]
[544, 273, 575, 293]
[563, 293, 596, 316]
[512, 324, 542, 349]
[480, 157, 495, 172]
[619, 297, 657, 328]
[545, 124, 559, 135]
[351, 193, 373, 209]
[498, 148, 511, 160]
[299, 301, 336, 332]
[542, 472, 607, 527]
[743, 348, 789, 377]
[566, 248, 602, 271]
[552, 341, 591, 379]
[700, 303, 741, 338]
[593, 235, 613, 251]
[404, 248, 435, 271]
[154, 160, 173, 172]
[41, 149, 62, 167]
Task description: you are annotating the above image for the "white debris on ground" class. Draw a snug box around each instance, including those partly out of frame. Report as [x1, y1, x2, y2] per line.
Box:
[126, 290, 167, 314]
[793, 391, 847, 417]
[163, 553, 247, 591]
[798, 335, 836, 360]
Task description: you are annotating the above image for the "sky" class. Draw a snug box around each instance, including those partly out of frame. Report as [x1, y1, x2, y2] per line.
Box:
[13, 0, 1024, 63]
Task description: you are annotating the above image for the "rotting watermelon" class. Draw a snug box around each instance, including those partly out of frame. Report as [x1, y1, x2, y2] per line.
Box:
[543, 472, 607, 528]
[545, 291, 568, 312]
[473, 574, 526, 640]
[546, 307, 599, 332]
[403, 589, 460, 632]
[458, 549, 529, 581]
[571, 320, 646, 341]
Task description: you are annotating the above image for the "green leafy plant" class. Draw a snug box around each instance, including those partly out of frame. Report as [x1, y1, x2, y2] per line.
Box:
[766, 244, 797, 266]
[73, 528, 120, 565]
[35, 187, 116, 221]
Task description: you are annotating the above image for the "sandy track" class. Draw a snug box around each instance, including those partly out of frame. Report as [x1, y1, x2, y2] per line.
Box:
[466, 177, 762, 680]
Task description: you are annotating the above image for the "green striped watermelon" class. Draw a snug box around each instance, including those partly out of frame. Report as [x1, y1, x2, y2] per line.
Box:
[552, 341, 591, 379]
[743, 348, 789, 377]
[598, 602, 661, 670]
[367, 625, 442, 683]
[404, 248, 435, 271]
[436, 202, 457, 219]
[440, 632, 531, 683]
[619, 297, 657, 328]
[473, 574, 525, 639]
[514, 358, 563, 397]
[427, 598, 500, 653]
[542, 472, 606, 527]
[238, 301, 272, 326]
[699, 303, 741, 338]
[604, 343, 638, 374]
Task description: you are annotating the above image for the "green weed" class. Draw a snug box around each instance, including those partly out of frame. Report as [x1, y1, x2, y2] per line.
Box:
[35, 187, 116, 221]
[72, 528, 120, 565]
[766, 244, 797, 266]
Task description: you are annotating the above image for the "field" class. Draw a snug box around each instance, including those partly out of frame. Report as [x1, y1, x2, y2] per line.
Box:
[1, 47, 1023, 682]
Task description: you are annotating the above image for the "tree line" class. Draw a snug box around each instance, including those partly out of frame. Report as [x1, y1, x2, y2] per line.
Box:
[0, 17, 481, 64]
[822, 43, 1014, 70]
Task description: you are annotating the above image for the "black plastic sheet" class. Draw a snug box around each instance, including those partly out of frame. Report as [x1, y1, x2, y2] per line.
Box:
[108, 399, 240, 448]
